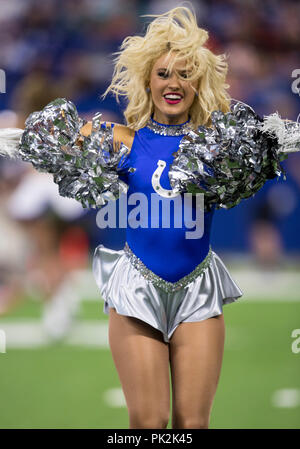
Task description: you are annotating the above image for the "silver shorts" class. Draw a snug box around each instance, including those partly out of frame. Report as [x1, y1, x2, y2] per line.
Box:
[92, 243, 243, 343]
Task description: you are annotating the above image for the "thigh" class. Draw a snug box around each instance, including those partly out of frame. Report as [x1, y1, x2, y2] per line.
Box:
[108, 308, 170, 426]
[169, 314, 225, 428]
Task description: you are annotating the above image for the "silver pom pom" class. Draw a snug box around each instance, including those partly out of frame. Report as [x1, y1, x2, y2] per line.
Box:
[169, 102, 288, 211]
[18, 98, 130, 208]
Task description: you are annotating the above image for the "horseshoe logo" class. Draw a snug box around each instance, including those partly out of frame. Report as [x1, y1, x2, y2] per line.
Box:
[151, 160, 179, 198]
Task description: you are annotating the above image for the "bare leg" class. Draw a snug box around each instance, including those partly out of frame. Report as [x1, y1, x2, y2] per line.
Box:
[169, 314, 225, 429]
[108, 308, 170, 429]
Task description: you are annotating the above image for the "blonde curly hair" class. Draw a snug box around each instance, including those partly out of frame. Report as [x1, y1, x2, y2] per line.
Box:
[102, 5, 231, 130]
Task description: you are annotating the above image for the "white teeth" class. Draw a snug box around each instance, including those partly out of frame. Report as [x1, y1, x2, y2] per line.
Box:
[164, 94, 182, 100]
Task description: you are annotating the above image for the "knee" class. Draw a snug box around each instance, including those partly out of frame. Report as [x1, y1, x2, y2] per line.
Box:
[180, 419, 209, 429]
[173, 414, 210, 429]
[129, 409, 169, 429]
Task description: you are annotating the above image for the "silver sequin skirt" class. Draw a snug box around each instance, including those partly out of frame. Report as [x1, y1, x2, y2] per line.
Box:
[92, 243, 243, 343]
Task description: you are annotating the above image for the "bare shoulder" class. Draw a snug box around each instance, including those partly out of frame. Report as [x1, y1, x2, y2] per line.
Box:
[113, 123, 135, 151]
[80, 121, 135, 152]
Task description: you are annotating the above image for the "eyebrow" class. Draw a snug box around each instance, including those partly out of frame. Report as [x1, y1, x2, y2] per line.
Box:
[156, 68, 187, 72]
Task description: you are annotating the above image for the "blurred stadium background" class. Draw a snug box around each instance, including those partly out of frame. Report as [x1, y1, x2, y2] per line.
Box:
[0, 0, 300, 429]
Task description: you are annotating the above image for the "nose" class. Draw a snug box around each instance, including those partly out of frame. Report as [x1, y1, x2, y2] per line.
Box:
[167, 72, 181, 89]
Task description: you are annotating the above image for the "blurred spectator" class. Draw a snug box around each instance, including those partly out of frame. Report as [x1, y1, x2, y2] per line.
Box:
[0, 0, 300, 287]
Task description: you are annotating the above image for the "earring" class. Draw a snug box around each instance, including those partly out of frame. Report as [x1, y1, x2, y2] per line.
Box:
[192, 86, 199, 97]
[146, 87, 150, 93]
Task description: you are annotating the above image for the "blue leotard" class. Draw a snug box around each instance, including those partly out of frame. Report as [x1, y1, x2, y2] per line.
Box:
[111, 120, 215, 283]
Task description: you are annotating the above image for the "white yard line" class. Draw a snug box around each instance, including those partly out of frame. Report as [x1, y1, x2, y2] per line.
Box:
[0, 320, 109, 349]
[271, 389, 300, 408]
[103, 388, 127, 408]
[231, 269, 300, 300]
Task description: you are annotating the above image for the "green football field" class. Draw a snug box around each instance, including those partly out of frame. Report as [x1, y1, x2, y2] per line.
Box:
[0, 283, 300, 429]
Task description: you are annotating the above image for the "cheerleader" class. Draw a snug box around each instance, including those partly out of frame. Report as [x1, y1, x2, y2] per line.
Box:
[1, 6, 299, 429]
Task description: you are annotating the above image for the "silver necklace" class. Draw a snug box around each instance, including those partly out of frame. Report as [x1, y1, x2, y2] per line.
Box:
[145, 117, 192, 136]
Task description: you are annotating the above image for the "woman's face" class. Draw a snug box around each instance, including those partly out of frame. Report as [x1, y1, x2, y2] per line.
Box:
[149, 52, 198, 125]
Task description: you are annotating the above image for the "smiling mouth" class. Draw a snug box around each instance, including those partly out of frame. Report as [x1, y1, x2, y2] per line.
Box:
[163, 94, 183, 104]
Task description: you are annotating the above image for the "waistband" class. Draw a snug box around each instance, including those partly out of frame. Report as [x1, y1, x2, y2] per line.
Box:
[123, 242, 213, 293]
